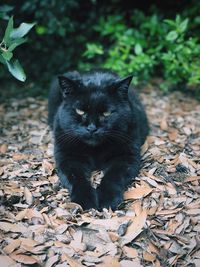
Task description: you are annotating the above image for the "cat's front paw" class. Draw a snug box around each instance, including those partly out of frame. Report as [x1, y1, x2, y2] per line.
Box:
[98, 194, 123, 211]
[71, 190, 98, 210]
[72, 197, 98, 210]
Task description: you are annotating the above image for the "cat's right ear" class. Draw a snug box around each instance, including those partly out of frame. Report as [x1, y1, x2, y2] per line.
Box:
[58, 76, 75, 97]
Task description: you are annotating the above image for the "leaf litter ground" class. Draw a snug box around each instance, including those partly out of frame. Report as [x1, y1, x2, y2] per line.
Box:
[0, 88, 200, 267]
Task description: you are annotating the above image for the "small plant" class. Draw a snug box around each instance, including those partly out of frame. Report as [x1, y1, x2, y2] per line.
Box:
[0, 6, 35, 81]
[161, 15, 200, 90]
[82, 12, 200, 93]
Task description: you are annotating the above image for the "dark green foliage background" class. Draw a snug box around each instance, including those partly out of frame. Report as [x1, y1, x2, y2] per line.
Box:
[0, 0, 199, 97]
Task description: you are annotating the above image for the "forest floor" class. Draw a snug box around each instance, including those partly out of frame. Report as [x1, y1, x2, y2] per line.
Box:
[0, 87, 200, 267]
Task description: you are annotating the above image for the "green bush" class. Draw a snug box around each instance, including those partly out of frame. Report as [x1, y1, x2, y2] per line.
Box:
[1, 0, 200, 97]
[82, 11, 200, 92]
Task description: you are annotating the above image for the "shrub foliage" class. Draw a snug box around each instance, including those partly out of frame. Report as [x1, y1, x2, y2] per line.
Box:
[83, 12, 200, 91]
[0, 0, 199, 94]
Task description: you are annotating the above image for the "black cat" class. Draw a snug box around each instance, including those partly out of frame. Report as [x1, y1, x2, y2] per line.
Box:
[48, 70, 149, 210]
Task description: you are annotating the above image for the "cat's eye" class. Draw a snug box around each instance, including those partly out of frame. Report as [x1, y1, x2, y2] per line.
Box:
[103, 111, 111, 117]
[76, 108, 85, 115]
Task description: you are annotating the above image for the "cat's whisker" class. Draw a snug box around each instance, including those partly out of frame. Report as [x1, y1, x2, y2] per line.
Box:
[104, 130, 133, 145]
[55, 131, 80, 146]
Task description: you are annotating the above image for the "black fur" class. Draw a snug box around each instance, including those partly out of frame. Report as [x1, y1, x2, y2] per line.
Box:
[48, 70, 149, 210]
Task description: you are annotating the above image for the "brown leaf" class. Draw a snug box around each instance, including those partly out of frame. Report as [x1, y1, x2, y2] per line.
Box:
[108, 232, 119, 242]
[54, 240, 69, 248]
[83, 255, 102, 264]
[62, 253, 83, 267]
[120, 209, 147, 246]
[0, 255, 16, 267]
[15, 209, 28, 221]
[98, 256, 120, 267]
[128, 200, 142, 216]
[124, 186, 153, 200]
[0, 143, 8, 153]
[122, 246, 138, 258]
[70, 230, 86, 252]
[42, 159, 54, 175]
[3, 239, 21, 254]
[24, 187, 33, 205]
[143, 251, 156, 262]
[120, 259, 142, 267]
[12, 153, 28, 161]
[0, 222, 28, 233]
[10, 253, 37, 264]
[45, 255, 59, 267]
[160, 117, 168, 131]
[168, 129, 178, 141]
[156, 207, 183, 216]
[81, 216, 130, 232]
[26, 208, 44, 221]
[184, 176, 200, 183]
[20, 238, 38, 247]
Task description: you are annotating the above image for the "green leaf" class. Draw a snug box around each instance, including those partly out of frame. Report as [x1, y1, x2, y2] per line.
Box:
[164, 19, 176, 27]
[176, 15, 181, 25]
[10, 22, 36, 39]
[6, 59, 26, 81]
[179, 18, 189, 32]
[3, 16, 14, 45]
[0, 55, 6, 64]
[36, 25, 47, 35]
[166, 31, 178, 41]
[134, 44, 143, 55]
[2, 51, 13, 61]
[8, 38, 27, 51]
[0, 5, 13, 13]
[83, 43, 103, 58]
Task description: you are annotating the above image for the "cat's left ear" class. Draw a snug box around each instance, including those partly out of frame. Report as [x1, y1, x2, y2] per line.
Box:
[110, 75, 133, 95]
[116, 75, 133, 91]
[58, 75, 76, 97]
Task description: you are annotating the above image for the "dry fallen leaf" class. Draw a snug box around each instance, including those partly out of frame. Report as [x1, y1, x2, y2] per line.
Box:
[143, 251, 156, 262]
[98, 256, 120, 267]
[0, 222, 28, 233]
[15, 209, 28, 221]
[120, 209, 147, 246]
[160, 117, 168, 131]
[124, 186, 153, 200]
[0, 143, 8, 153]
[24, 187, 33, 205]
[42, 159, 54, 175]
[0, 86, 200, 267]
[122, 246, 138, 259]
[10, 253, 37, 264]
[45, 255, 59, 267]
[3, 239, 21, 254]
[0, 255, 16, 267]
[120, 259, 142, 267]
[62, 253, 83, 267]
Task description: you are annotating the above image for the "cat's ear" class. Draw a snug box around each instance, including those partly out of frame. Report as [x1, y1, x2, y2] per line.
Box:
[109, 75, 133, 95]
[58, 75, 76, 97]
[116, 75, 133, 91]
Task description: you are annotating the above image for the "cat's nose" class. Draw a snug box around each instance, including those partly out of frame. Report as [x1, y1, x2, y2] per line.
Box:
[87, 124, 97, 133]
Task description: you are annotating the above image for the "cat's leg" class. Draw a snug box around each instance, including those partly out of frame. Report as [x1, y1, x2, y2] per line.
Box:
[98, 155, 140, 210]
[70, 177, 98, 210]
[57, 164, 98, 210]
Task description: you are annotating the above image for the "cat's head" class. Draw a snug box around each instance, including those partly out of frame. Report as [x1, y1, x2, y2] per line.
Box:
[57, 70, 133, 146]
